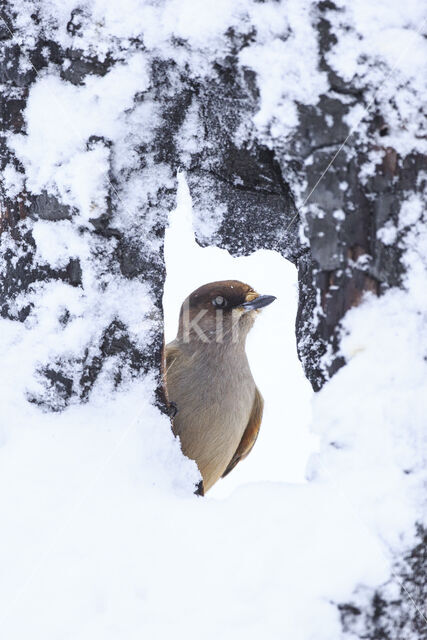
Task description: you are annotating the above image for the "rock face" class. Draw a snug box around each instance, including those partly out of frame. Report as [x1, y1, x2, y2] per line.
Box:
[0, 1, 425, 637]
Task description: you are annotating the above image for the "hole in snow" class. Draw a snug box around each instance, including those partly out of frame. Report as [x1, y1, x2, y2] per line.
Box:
[163, 172, 317, 498]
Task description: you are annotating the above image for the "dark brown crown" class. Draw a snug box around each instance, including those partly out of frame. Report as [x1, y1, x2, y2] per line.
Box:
[185, 280, 256, 312]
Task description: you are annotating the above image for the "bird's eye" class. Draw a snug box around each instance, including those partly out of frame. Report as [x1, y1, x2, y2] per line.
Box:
[212, 295, 227, 308]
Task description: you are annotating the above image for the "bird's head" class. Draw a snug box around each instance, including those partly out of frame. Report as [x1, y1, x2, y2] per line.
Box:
[177, 280, 276, 345]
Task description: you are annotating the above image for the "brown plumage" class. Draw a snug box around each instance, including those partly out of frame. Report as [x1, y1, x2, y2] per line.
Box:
[164, 280, 275, 494]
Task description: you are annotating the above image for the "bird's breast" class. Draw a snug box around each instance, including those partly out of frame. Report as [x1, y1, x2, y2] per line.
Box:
[166, 343, 256, 491]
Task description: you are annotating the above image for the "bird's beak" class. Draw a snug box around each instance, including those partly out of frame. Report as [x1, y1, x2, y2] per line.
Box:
[241, 294, 276, 311]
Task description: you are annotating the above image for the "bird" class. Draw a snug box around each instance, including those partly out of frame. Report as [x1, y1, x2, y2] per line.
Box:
[164, 280, 276, 495]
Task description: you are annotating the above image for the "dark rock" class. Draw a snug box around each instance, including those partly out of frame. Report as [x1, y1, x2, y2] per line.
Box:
[60, 48, 115, 86]
[66, 8, 86, 36]
[66, 258, 82, 286]
[29, 191, 74, 221]
[89, 213, 121, 239]
[339, 525, 427, 640]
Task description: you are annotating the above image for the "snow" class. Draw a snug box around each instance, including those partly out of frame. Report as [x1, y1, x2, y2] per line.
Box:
[1, 170, 425, 637]
[311, 289, 427, 550]
[377, 222, 397, 246]
[0, 298, 392, 639]
[239, 1, 328, 139]
[10, 54, 149, 219]
[325, 0, 427, 157]
[1, 163, 24, 199]
[1, 0, 426, 638]
[32, 220, 89, 268]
